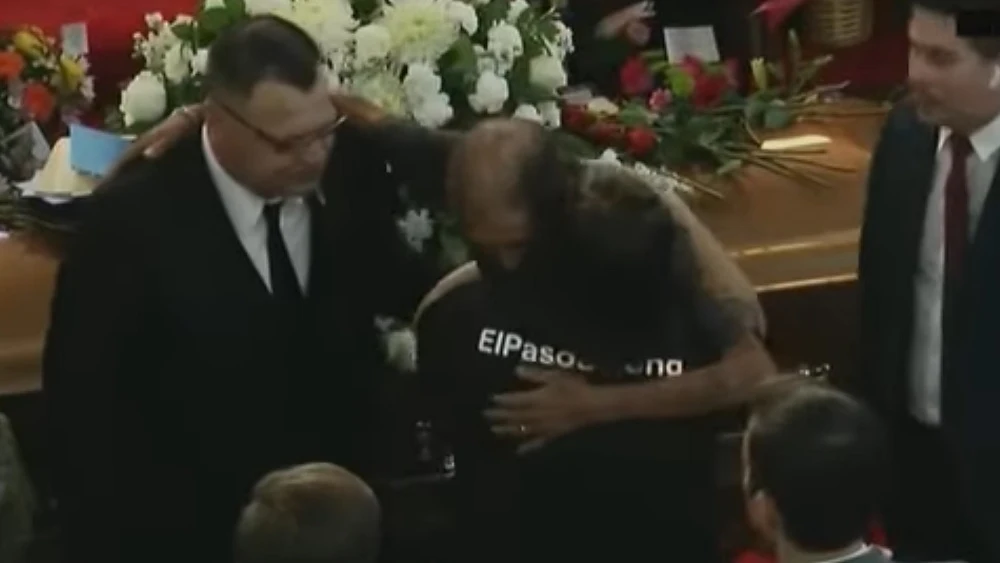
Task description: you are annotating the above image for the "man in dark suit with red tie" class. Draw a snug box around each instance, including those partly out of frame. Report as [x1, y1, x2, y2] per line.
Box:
[853, 1, 1000, 561]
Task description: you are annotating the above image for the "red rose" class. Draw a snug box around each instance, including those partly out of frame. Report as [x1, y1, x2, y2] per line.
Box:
[619, 56, 653, 97]
[561, 104, 592, 132]
[0, 52, 25, 81]
[589, 121, 626, 145]
[21, 81, 55, 122]
[678, 55, 705, 78]
[648, 88, 672, 112]
[625, 127, 657, 156]
[691, 72, 729, 109]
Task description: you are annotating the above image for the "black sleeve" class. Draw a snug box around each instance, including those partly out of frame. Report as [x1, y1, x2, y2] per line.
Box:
[852, 106, 899, 407]
[369, 119, 459, 208]
[415, 296, 462, 444]
[42, 187, 152, 563]
[325, 122, 441, 321]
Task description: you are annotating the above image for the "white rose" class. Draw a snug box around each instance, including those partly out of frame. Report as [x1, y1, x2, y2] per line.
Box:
[172, 14, 194, 26]
[598, 149, 621, 164]
[190, 48, 209, 75]
[513, 104, 542, 123]
[486, 22, 522, 73]
[412, 93, 454, 128]
[354, 24, 391, 65]
[245, 0, 293, 14]
[203, 0, 226, 8]
[468, 70, 508, 114]
[397, 208, 435, 252]
[507, 0, 529, 23]
[447, 1, 478, 35]
[144, 12, 165, 30]
[551, 21, 574, 57]
[384, 327, 417, 372]
[529, 55, 567, 92]
[163, 43, 192, 83]
[403, 62, 442, 104]
[537, 100, 561, 128]
[120, 71, 168, 126]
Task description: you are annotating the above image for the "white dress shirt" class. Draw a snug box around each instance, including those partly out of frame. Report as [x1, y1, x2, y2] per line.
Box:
[909, 113, 1000, 425]
[202, 127, 312, 293]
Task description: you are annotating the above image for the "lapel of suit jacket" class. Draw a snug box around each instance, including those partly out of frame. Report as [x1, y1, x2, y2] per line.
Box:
[894, 112, 939, 290]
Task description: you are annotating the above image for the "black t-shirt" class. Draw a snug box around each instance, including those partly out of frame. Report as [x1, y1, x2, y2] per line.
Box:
[417, 273, 742, 563]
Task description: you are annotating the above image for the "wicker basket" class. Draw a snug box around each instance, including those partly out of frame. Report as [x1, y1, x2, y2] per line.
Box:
[803, 0, 874, 48]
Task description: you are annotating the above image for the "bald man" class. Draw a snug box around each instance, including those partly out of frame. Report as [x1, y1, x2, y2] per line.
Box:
[402, 118, 772, 563]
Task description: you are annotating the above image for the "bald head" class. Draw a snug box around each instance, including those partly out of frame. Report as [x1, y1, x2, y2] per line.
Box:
[447, 118, 579, 271]
[447, 118, 546, 211]
[234, 463, 380, 563]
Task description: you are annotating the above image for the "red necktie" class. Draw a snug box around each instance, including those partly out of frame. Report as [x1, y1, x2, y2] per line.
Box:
[944, 134, 972, 280]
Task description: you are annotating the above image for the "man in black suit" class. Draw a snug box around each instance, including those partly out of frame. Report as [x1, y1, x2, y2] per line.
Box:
[43, 16, 435, 563]
[743, 381, 892, 563]
[854, 0, 1000, 560]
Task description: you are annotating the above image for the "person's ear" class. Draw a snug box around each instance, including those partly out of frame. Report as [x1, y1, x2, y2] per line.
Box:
[990, 64, 1000, 89]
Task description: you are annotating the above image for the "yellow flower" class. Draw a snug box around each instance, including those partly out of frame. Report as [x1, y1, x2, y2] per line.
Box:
[59, 55, 84, 91]
[750, 57, 769, 92]
[13, 28, 46, 58]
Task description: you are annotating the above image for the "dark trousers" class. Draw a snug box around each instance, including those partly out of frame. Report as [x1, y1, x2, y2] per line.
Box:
[885, 417, 990, 562]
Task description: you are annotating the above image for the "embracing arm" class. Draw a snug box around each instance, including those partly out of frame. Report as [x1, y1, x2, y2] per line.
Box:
[590, 332, 774, 421]
[661, 188, 766, 337]
[43, 187, 151, 562]
[327, 94, 459, 205]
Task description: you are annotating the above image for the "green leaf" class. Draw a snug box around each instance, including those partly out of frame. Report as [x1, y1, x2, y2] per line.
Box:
[479, 0, 510, 30]
[716, 159, 743, 176]
[198, 7, 232, 35]
[171, 23, 195, 43]
[445, 35, 478, 84]
[223, 0, 245, 15]
[697, 126, 726, 146]
[743, 95, 768, 125]
[763, 103, 793, 129]
[666, 68, 694, 98]
[617, 104, 654, 127]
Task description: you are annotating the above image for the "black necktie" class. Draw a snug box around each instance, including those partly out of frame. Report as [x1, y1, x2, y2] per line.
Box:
[262, 202, 303, 302]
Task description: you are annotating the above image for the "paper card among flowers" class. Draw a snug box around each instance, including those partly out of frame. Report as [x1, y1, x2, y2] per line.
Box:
[13, 123, 127, 200]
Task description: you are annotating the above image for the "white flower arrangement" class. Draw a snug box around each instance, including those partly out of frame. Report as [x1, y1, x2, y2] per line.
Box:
[120, 0, 573, 133]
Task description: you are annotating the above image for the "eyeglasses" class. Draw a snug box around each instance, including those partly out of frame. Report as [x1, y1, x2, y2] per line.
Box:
[213, 98, 346, 154]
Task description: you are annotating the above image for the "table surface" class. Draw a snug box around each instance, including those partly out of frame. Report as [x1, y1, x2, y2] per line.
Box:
[0, 105, 887, 396]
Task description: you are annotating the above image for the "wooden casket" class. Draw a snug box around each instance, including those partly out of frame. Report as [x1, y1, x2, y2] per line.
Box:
[693, 105, 886, 381]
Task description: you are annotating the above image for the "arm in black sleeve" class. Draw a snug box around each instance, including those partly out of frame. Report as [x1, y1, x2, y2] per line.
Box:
[368, 119, 460, 207]
[43, 188, 151, 563]
[852, 107, 898, 408]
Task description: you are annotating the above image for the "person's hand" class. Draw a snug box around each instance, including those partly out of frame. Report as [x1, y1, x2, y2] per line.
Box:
[484, 367, 608, 454]
[329, 92, 389, 127]
[595, 1, 655, 39]
[106, 105, 204, 178]
[624, 20, 651, 46]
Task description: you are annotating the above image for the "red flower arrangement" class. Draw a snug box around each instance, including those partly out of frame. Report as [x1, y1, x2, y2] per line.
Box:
[561, 31, 877, 197]
[0, 25, 93, 182]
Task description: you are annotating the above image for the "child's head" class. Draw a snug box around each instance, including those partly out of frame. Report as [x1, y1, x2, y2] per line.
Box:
[742, 381, 887, 553]
[234, 462, 380, 563]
